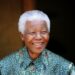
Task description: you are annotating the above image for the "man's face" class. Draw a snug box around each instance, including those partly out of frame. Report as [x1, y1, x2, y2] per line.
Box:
[21, 20, 50, 54]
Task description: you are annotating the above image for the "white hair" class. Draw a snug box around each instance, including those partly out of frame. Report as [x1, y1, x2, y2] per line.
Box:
[18, 10, 51, 34]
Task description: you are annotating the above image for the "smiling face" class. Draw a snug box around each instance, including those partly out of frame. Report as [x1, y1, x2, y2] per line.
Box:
[21, 20, 50, 58]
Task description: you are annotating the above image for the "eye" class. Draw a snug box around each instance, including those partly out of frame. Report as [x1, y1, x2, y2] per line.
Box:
[28, 32, 36, 35]
[31, 32, 36, 34]
[41, 31, 48, 34]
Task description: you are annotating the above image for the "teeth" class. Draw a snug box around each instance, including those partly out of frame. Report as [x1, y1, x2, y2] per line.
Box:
[33, 43, 43, 45]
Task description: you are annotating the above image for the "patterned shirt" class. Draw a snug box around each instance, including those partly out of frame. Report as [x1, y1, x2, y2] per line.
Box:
[0, 47, 75, 75]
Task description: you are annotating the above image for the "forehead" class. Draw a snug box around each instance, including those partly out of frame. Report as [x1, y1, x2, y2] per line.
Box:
[25, 20, 47, 31]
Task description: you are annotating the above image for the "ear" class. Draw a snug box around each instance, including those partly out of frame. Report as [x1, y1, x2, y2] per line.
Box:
[19, 32, 25, 41]
[48, 32, 50, 40]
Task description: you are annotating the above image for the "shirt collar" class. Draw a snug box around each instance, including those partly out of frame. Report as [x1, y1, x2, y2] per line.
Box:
[34, 49, 49, 70]
[18, 47, 48, 70]
[17, 47, 32, 69]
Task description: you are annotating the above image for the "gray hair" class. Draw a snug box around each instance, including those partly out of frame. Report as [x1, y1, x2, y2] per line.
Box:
[18, 10, 51, 34]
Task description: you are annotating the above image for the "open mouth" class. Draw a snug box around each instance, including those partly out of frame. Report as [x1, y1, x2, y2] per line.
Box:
[32, 42, 45, 49]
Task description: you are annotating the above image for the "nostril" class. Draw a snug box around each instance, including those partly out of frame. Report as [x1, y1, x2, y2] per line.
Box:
[35, 35, 42, 40]
[36, 33, 42, 38]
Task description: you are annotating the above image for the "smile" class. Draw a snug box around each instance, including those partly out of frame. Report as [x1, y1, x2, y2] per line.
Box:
[32, 42, 44, 47]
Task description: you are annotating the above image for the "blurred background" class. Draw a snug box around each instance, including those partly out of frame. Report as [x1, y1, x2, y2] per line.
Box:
[0, 0, 75, 63]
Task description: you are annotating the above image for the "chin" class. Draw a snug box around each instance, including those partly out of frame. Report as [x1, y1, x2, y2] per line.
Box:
[33, 47, 45, 54]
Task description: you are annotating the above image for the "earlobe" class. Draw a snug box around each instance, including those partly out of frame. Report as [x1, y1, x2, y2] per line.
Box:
[21, 36, 24, 41]
[20, 33, 25, 41]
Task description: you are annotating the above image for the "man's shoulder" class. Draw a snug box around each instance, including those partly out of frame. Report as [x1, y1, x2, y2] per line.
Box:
[0, 51, 16, 74]
[0, 51, 16, 68]
[0, 47, 25, 68]
[44, 49, 75, 75]
[44, 49, 72, 67]
[0, 47, 26, 74]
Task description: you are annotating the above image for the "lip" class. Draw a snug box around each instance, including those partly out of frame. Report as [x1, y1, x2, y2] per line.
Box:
[32, 42, 44, 48]
[32, 42, 43, 45]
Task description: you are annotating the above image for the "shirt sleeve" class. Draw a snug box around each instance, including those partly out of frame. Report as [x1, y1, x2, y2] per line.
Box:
[69, 63, 75, 75]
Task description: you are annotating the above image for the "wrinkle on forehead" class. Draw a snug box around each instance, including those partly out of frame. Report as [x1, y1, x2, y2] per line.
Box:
[25, 20, 48, 32]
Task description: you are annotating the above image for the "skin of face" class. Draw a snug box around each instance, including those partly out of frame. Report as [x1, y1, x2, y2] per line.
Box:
[21, 20, 50, 59]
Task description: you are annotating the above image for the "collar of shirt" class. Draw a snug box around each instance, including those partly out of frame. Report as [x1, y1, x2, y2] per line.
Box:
[17, 47, 48, 71]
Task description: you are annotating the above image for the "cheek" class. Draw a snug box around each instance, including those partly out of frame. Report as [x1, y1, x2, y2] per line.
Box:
[24, 36, 33, 44]
[44, 35, 49, 43]
[24, 35, 49, 44]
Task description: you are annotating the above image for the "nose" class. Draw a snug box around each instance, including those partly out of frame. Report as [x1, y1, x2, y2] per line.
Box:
[35, 32, 42, 40]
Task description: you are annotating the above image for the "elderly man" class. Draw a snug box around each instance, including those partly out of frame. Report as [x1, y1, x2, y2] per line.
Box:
[0, 10, 75, 75]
